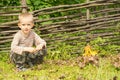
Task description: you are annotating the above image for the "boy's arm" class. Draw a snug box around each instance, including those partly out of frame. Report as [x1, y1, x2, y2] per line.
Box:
[11, 33, 35, 54]
[11, 33, 24, 55]
[34, 33, 46, 50]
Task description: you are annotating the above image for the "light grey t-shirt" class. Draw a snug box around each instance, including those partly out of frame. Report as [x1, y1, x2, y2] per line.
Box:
[11, 30, 46, 54]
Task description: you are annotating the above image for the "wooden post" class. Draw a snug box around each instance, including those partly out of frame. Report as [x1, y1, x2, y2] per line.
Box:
[21, 0, 27, 13]
[86, 0, 90, 20]
[86, 0, 91, 43]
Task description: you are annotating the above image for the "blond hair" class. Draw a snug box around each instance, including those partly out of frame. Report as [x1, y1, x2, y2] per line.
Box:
[18, 13, 34, 23]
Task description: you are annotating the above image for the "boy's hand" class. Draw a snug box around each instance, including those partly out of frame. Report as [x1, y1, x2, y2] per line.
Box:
[28, 47, 36, 53]
[24, 47, 36, 53]
[35, 44, 44, 51]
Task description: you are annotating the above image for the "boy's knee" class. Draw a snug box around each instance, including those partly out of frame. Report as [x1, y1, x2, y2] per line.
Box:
[38, 48, 47, 56]
[10, 51, 26, 64]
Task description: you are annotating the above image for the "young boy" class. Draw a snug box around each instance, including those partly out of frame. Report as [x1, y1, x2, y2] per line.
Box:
[10, 12, 47, 71]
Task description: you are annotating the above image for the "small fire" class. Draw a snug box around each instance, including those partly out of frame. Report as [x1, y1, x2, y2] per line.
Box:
[83, 44, 98, 57]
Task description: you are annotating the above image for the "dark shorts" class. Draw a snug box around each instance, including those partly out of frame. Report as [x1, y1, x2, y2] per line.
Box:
[10, 49, 47, 67]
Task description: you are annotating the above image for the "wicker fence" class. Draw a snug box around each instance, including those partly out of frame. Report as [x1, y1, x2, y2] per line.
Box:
[0, 0, 120, 53]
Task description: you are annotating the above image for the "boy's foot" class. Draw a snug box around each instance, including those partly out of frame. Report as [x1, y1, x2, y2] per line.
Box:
[28, 62, 33, 67]
[16, 67, 27, 72]
[16, 64, 27, 71]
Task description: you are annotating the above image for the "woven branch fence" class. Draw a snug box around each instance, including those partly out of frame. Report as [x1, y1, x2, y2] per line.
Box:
[0, 0, 120, 53]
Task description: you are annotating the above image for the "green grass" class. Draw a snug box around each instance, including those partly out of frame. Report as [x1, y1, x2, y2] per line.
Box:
[0, 54, 120, 80]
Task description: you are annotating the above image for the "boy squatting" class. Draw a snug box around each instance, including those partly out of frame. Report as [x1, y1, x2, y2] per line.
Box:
[10, 13, 47, 71]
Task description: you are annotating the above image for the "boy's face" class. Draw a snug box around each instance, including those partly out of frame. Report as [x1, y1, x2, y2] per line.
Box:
[18, 18, 34, 34]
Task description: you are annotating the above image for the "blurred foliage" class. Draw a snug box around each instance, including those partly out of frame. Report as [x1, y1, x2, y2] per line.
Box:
[0, 0, 85, 9]
[0, 0, 20, 7]
[26, 0, 85, 10]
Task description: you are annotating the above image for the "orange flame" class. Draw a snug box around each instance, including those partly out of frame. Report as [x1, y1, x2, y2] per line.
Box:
[83, 44, 97, 57]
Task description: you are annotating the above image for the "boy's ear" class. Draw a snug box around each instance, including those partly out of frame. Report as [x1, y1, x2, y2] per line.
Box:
[18, 23, 21, 28]
[32, 22, 34, 26]
[31, 23, 34, 28]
